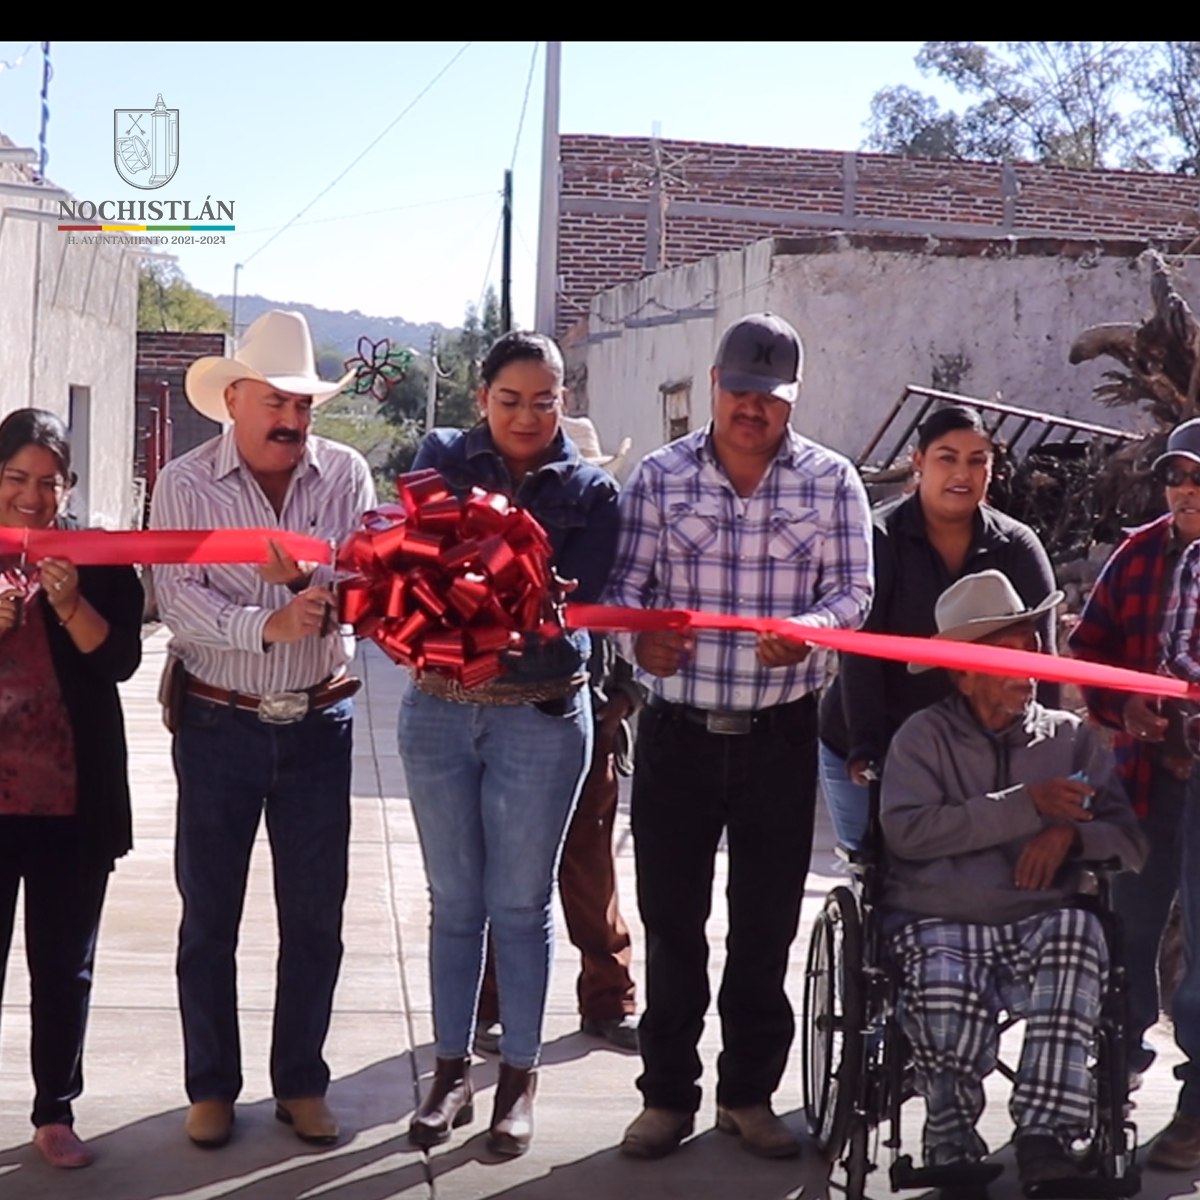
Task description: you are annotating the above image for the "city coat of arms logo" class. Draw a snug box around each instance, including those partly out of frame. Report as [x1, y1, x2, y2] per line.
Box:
[114, 94, 178, 189]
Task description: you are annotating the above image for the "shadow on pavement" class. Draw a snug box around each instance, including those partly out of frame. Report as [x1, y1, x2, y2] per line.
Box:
[0, 1052, 424, 1200]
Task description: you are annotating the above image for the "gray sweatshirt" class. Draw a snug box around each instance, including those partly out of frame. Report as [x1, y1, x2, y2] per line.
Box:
[881, 693, 1147, 925]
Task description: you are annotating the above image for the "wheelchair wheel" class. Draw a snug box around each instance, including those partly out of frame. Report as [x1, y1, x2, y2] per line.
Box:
[802, 886, 864, 1159]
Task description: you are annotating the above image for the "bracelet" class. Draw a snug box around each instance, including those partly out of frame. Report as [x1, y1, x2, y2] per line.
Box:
[58, 596, 81, 627]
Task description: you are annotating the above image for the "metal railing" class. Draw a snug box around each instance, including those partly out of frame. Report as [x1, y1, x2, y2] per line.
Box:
[857, 385, 1139, 471]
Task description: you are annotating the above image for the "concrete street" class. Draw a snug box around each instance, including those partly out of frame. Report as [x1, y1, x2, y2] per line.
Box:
[0, 631, 1191, 1199]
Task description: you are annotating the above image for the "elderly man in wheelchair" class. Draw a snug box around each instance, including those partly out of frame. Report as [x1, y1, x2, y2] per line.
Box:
[879, 571, 1147, 1192]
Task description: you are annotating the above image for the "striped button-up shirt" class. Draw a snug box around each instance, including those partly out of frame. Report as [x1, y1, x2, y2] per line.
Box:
[149, 428, 377, 693]
[606, 423, 874, 711]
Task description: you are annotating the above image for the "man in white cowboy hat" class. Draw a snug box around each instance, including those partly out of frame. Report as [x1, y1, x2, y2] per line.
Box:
[881, 570, 1145, 1188]
[149, 310, 376, 1150]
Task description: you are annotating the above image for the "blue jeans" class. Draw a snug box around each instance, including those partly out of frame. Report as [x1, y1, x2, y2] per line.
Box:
[818, 740, 869, 852]
[1111, 766, 1186, 1083]
[173, 692, 353, 1102]
[398, 687, 591, 1069]
[1175, 767, 1200, 1114]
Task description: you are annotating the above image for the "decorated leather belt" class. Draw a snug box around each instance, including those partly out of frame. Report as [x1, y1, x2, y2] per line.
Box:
[413, 670, 586, 709]
[649, 694, 814, 736]
[185, 675, 362, 724]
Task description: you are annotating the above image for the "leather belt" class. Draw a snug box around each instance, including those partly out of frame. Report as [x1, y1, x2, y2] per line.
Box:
[185, 675, 361, 724]
[649, 694, 814, 736]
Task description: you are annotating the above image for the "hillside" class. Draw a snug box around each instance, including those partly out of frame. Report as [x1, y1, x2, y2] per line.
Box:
[214, 293, 454, 356]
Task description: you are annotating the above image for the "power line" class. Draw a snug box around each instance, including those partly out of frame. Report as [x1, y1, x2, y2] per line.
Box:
[231, 191, 495, 236]
[510, 43, 539, 173]
[477, 208, 505, 315]
[512, 216, 537, 265]
[472, 44, 541, 326]
[241, 42, 473, 268]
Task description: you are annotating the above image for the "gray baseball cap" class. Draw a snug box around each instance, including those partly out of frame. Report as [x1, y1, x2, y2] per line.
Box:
[1153, 417, 1200, 472]
[713, 312, 804, 404]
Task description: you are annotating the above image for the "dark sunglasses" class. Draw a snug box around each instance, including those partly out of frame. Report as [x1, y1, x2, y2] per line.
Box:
[1160, 462, 1200, 489]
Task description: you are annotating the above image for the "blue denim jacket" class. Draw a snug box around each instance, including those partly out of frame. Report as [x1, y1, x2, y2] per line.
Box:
[413, 424, 621, 683]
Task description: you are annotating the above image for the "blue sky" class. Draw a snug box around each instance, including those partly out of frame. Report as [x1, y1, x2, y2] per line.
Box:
[0, 41, 962, 329]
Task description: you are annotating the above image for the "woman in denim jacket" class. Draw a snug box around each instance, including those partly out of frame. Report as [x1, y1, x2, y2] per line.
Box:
[400, 331, 620, 1157]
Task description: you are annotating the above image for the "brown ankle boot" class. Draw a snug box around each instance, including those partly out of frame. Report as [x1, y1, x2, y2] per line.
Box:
[488, 1064, 537, 1157]
[409, 1057, 474, 1148]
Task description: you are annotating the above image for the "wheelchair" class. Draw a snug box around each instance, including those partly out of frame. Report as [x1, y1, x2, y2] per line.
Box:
[801, 790, 1141, 1200]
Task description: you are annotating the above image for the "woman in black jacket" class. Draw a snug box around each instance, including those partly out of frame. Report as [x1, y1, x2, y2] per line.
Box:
[0, 409, 143, 1169]
[818, 406, 1058, 851]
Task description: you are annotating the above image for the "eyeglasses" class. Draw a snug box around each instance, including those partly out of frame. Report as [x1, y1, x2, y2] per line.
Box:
[1161, 463, 1200, 489]
[492, 397, 561, 415]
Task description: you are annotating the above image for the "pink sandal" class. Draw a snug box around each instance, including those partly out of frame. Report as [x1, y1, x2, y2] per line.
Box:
[32, 1123, 94, 1169]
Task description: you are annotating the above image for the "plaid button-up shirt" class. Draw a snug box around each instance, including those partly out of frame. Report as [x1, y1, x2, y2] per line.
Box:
[1162, 535, 1200, 682]
[1068, 514, 1177, 817]
[606, 423, 873, 711]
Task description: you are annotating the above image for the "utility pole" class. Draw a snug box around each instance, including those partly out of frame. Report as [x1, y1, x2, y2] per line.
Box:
[643, 123, 663, 275]
[534, 40, 561, 337]
[424, 333, 439, 433]
[501, 169, 513, 334]
[231, 262, 243, 343]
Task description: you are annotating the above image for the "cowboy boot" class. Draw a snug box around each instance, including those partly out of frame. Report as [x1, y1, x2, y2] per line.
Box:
[488, 1063, 537, 1157]
[408, 1057, 474, 1148]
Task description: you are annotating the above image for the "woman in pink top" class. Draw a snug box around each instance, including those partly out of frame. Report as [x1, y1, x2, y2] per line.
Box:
[0, 409, 143, 1169]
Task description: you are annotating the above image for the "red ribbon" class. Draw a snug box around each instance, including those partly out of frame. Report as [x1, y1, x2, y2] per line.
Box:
[564, 604, 1200, 702]
[3, 522, 1192, 702]
[335, 470, 555, 685]
[0, 528, 332, 566]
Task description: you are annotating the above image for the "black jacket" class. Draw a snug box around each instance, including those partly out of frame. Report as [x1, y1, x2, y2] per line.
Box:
[818, 494, 1058, 765]
[35, 563, 144, 865]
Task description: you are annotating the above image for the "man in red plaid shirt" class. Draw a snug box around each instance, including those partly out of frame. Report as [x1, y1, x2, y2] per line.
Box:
[1069, 417, 1200, 1171]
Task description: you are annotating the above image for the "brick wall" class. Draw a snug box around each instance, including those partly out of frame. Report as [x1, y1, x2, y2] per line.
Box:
[134, 331, 225, 484]
[557, 134, 1200, 336]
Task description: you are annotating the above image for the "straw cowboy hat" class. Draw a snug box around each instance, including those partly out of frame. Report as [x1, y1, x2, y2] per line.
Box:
[560, 414, 632, 473]
[185, 310, 354, 424]
[908, 569, 1064, 675]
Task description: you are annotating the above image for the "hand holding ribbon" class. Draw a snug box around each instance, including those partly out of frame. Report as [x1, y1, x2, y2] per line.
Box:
[566, 604, 1200, 703]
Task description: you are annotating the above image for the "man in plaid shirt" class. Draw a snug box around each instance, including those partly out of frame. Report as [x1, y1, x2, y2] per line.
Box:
[1070, 416, 1200, 1171]
[608, 313, 873, 1160]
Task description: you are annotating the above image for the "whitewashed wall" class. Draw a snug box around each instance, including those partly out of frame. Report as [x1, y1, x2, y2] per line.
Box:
[0, 150, 138, 529]
[578, 237, 1199, 479]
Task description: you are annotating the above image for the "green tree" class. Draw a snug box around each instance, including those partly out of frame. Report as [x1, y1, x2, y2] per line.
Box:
[432, 286, 503, 427]
[864, 42, 1200, 170]
[137, 262, 230, 332]
[315, 347, 347, 382]
[1138, 41, 1200, 173]
[375, 287, 506, 483]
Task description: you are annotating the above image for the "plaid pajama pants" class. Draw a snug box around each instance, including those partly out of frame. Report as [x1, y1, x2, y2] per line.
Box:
[891, 906, 1108, 1165]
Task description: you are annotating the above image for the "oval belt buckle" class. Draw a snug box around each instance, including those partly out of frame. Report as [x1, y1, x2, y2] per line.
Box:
[258, 691, 310, 724]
